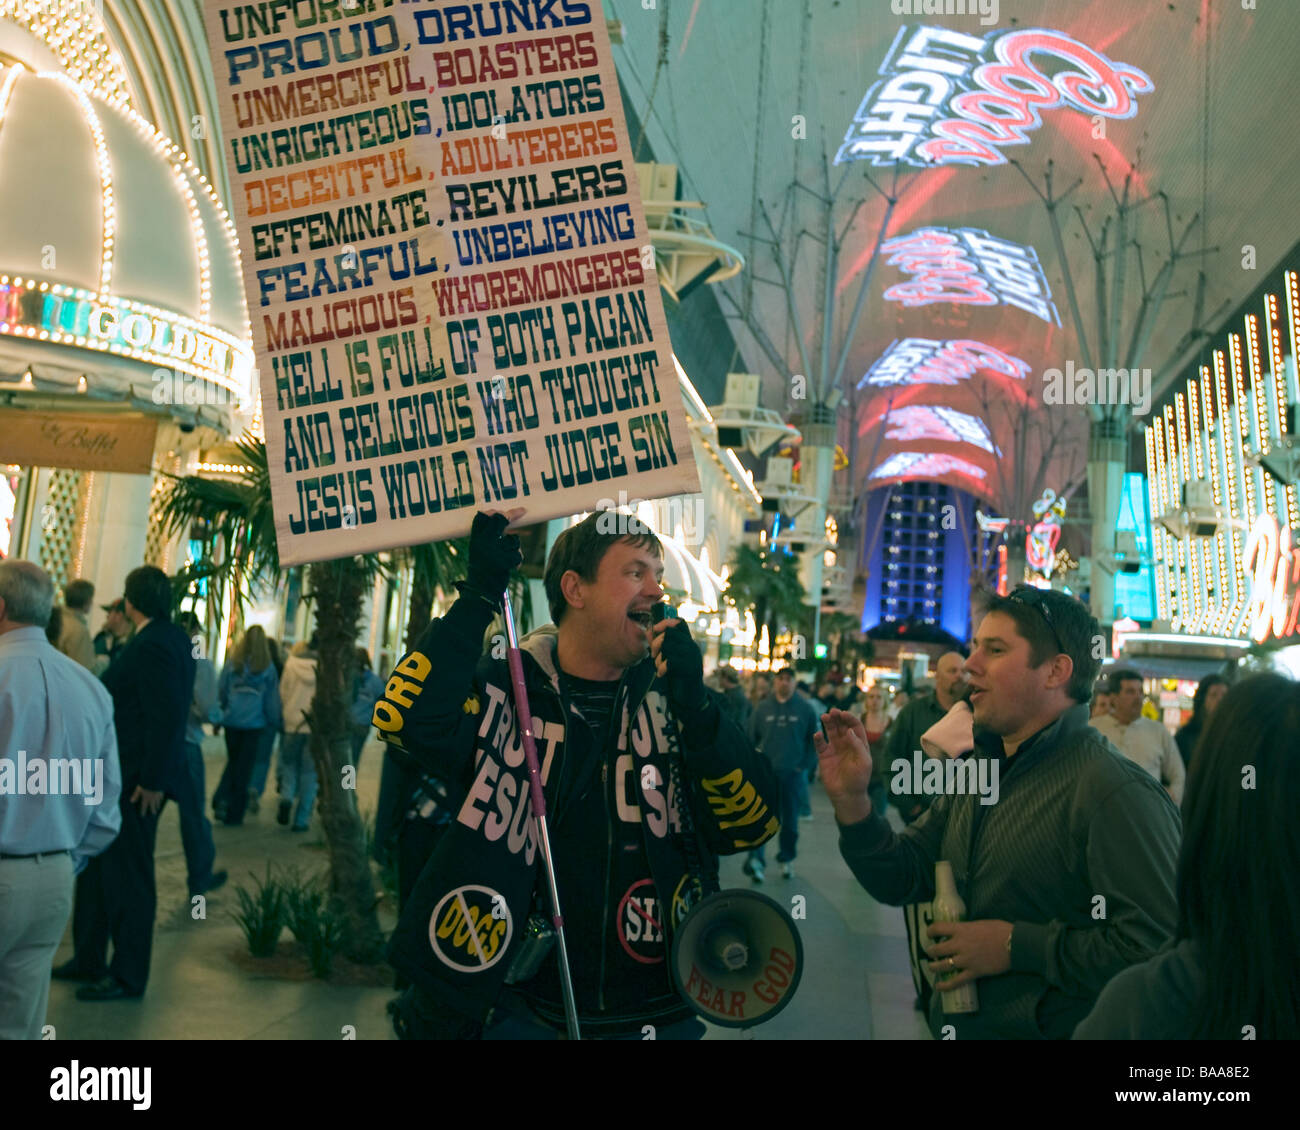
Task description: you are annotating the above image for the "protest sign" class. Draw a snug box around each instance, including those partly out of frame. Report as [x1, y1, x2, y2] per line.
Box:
[204, 0, 699, 566]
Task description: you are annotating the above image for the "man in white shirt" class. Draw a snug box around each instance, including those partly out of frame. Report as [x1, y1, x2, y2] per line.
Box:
[0, 560, 121, 1038]
[1091, 668, 1185, 805]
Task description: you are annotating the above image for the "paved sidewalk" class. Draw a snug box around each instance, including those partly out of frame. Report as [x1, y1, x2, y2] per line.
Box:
[707, 797, 930, 1041]
[46, 735, 399, 1040]
[45, 737, 929, 1040]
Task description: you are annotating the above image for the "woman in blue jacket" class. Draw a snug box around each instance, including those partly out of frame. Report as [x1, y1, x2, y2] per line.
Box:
[214, 625, 281, 826]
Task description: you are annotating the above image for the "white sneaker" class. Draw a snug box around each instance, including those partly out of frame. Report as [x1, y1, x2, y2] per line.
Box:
[750, 862, 766, 884]
[782, 863, 795, 879]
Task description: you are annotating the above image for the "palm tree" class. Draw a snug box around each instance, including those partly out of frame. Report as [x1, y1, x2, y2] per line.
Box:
[163, 434, 281, 641]
[723, 544, 807, 660]
[304, 555, 385, 959]
[815, 609, 865, 668]
[402, 540, 467, 653]
[158, 435, 385, 960]
[161, 438, 534, 960]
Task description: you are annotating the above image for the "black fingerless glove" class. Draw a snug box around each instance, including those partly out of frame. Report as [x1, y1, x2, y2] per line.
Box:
[462, 511, 522, 608]
[659, 620, 708, 716]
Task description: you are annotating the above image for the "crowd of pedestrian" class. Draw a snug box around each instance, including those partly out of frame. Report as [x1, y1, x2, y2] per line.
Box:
[699, 597, 1293, 1040]
[3, 528, 1295, 1042]
[0, 559, 389, 1037]
[815, 586, 1297, 1040]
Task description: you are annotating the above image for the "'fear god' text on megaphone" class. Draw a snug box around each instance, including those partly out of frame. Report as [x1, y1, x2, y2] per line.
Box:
[670, 889, 803, 1027]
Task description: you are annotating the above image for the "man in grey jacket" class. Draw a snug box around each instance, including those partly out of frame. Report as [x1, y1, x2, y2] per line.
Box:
[818, 586, 1180, 1039]
[745, 666, 820, 881]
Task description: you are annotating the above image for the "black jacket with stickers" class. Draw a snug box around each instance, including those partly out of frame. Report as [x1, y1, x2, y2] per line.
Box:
[374, 592, 779, 1032]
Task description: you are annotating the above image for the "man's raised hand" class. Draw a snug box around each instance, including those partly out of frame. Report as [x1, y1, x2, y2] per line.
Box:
[465, 509, 525, 600]
[814, 708, 875, 825]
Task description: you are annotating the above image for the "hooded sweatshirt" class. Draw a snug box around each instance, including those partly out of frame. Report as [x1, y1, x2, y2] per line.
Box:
[374, 591, 780, 1035]
[219, 658, 280, 731]
[280, 647, 318, 734]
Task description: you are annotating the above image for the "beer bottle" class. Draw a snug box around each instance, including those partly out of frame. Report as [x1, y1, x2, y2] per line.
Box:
[932, 861, 979, 1014]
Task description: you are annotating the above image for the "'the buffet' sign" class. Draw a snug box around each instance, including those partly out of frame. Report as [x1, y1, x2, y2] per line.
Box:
[835, 25, 1154, 167]
[0, 409, 158, 475]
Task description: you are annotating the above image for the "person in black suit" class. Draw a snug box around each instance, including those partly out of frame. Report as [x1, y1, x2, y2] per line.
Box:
[55, 565, 195, 1001]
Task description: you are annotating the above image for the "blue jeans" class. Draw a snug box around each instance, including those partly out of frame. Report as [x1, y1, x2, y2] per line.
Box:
[215, 726, 263, 824]
[774, 770, 803, 862]
[278, 732, 318, 829]
[749, 770, 803, 866]
[251, 727, 278, 797]
[177, 742, 217, 894]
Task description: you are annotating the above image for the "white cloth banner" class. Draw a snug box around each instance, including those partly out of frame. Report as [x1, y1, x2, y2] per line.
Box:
[203, 0, 699, 565]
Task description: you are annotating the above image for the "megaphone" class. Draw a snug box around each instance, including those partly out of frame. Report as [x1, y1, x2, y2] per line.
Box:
[670, 889, 803, 1027]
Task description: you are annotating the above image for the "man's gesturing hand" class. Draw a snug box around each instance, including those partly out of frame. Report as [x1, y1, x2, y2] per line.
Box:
[465, 509, 525, 600]
[813, 708, 875, 825]
[131, 785, 164, 816]
[649, 618, 706, 714]
[926, 919, 1013, 989]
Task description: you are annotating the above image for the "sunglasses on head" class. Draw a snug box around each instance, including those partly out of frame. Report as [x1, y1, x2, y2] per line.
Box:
[1007, 585, 1066, 655]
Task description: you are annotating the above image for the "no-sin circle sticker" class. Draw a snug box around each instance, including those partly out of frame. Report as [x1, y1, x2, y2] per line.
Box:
[616, 879, 666, 965]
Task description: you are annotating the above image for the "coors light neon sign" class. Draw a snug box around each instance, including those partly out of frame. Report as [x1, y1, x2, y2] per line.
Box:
[882, 227, 1060, 325]
[836, 26, 1154, 167]
[859, 337, 1031, 388]
[870, 451, 987, 485]
[883, 405, 997, 453]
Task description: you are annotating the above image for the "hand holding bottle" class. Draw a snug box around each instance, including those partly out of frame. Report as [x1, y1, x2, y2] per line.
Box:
[926, 913, 1013, 998]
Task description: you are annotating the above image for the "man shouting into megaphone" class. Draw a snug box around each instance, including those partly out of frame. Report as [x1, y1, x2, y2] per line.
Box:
[377, 509, 779, 1039]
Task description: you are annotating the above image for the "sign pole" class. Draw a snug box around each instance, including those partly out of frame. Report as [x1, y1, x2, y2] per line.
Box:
[501, 589, 581, 1041]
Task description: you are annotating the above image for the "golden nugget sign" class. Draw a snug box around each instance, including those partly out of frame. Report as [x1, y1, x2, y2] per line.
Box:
[0, 276, 255, 399]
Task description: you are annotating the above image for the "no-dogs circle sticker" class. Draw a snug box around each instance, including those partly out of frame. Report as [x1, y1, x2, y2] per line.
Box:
[429, 885, 512, 973]
[617, 879, 667, 964]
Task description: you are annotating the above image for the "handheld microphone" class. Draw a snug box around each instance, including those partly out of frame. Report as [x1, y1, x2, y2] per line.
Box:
[651, 602, 676, 624]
